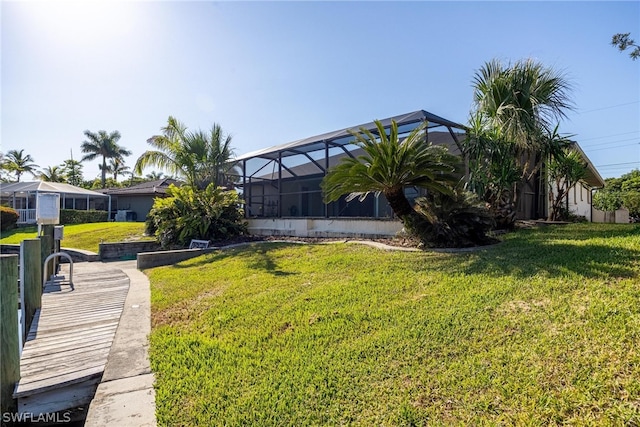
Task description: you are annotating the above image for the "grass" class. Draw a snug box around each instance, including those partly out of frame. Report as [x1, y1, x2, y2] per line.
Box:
[147, 223, 640, 425]
[0, 222, 152, 253]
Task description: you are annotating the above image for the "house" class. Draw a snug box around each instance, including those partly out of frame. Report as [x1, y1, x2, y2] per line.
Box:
[547, 142, 605, 222]
[0, 181, 111, 224]
[102, 178, 181, 221]
[229, 109, 604, 237]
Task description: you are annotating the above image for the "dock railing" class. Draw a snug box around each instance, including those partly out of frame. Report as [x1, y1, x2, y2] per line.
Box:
[1, 227, 54, 417]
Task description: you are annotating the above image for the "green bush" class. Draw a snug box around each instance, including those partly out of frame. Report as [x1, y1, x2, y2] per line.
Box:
[60, 209, 108, 224]
[0, 206, 19, 231]
[410, 189, 497, 248]
[145, 184, 247, 248]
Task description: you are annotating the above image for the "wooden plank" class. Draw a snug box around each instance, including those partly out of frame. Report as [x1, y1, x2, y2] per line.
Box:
[25, 322, 118, 343]
[20, 342, 113, 369]
[21, 329, 118, 357]
[15, 365, 104, 397]
[17, 379, 99, 416]
[20, 348, 111, 377]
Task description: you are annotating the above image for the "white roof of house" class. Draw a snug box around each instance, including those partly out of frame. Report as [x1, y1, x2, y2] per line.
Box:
[0, 181, 109, 197]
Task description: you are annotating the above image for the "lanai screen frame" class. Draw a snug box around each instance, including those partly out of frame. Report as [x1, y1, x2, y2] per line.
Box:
[229, 110, 467, 219]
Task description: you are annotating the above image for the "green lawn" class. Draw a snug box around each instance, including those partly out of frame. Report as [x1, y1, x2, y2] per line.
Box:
[147, 223, 640, 425]
[0, 222, 152, 253]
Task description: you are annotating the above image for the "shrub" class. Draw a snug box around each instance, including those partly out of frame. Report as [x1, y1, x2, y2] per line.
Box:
[0, 206, 19, 231]
[146, 184, 247, 248]
[60, 209, 108, 224]
[411, 189, 497, 248]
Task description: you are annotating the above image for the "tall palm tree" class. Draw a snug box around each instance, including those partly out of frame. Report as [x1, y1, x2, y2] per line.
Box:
[2, 149, 39, 182]
[466, 58, 574, 226]
[322, 120, 461, 226]
[134, 117, 235, 189]
[38, 165, 65, 182]
[81, 130, 131, 188]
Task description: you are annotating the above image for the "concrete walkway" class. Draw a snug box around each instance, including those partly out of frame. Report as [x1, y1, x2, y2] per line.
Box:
[85, 260, 156, 426]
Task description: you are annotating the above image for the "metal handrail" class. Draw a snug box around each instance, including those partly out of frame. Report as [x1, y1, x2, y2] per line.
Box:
[42, 252, 74, 290]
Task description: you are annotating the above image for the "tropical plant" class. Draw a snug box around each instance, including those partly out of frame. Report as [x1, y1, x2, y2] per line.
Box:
[414, 188, 496, 247]
[612, 33, 640, 60]
[321, 120, 496, 247]
[89, 177, 122, 189]
[37, 165, 66, 182]
[104, 157, 130, 181]
[546, 148, 587, 221]
[135, 117, 236, 190]
[2, 149, 39, 182]
[145, 183, 246, 248]
[465, 58, 574, 227]
[81, 130, 131, 188]
[145, 171, 165, 181]
[593, 189, 623, 213]
[594, 169, 640, 218]
[62, 158, 84, 187]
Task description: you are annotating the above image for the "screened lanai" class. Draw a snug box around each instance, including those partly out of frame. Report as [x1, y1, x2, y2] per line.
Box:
[230, 110, 467, 220]
[0, 181, 110, 224]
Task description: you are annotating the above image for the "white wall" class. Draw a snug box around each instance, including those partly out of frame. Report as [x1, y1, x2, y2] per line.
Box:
[549, 181, 593, 221]
[247, 218, 404, 238]
[592, 208, 630, 223]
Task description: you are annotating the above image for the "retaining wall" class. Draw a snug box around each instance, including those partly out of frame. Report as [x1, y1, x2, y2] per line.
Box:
[99, 241, 161, 261]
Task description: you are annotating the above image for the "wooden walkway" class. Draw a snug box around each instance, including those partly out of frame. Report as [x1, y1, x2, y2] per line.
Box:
[13, 263, 129, 415]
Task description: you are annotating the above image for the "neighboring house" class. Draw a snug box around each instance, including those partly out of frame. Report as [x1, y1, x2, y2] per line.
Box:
[0, 181, 110, 224]
[546, 142, 604, 222]
[229, 109, 605, 237]
[102, 178, 181, 221]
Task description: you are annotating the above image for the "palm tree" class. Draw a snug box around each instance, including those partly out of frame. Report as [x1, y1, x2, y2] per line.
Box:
[145, 171, 165, 181]
[2, 149, 39, 182]
[38, 166, 66, 182]
[466, 58, 574, 226]
[81, 130, 131, 188]
[107, 158, 130, 181]
[322, 119, 461, 227]
[134, 117, 235, 189]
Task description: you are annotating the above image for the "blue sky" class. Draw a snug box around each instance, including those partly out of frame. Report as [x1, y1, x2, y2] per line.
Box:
[2, 0, 639, 181]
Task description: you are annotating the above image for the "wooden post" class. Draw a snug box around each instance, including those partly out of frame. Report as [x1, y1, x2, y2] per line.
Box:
[40, 225, 54, 283]
[21, 239, 42, 334]
[1, 254, 20, 415]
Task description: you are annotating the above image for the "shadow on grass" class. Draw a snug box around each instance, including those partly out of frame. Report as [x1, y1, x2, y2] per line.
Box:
[171, 242, 298, 276]
[446, 224, 640, 279]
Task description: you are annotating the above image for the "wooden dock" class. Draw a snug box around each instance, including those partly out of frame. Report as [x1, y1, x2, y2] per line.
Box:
[13, 263, 129, 416]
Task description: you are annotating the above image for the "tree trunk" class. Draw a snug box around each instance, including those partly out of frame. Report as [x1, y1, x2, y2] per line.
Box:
[383, 187, 414, 219]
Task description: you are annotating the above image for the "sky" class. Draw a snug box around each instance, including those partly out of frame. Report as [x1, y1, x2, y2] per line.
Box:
[1, 0, 639, 182]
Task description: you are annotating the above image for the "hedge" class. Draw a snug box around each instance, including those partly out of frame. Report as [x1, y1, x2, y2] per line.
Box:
[60, 209, 108, 224]
[0, 206, 19, 231]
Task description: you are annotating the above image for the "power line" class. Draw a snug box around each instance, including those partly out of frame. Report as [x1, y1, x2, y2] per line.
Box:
[586, 142, 640, 152]
[579, 130, 639, 142]
[580, 137, 640, 148]
[573, 100, 640, 114]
